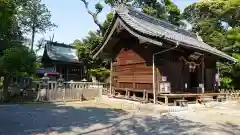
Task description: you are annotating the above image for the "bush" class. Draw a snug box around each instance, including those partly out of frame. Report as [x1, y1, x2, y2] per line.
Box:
[89, 67, 110, 82]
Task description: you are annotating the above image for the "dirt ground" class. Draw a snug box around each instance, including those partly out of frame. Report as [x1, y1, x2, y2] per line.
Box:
[0, 97, 240, 135]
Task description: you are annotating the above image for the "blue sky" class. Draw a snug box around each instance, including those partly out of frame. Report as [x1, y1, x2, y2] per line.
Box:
[34, 0, 198, 45]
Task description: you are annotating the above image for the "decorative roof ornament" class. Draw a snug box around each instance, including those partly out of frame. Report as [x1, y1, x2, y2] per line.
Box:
[115, 0, 128, 14]
[196, 32, 203, 42]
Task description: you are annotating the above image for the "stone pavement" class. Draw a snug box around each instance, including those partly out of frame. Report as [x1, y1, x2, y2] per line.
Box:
[0, 101, 239, 135]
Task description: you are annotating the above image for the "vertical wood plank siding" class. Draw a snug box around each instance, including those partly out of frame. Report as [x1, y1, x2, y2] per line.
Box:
[111, 38, 217, 94]
[113, 47, 155, 92]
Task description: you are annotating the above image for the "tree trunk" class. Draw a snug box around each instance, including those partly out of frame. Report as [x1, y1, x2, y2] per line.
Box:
[31, 28, 35, 52]
[3, 75, 10, 102]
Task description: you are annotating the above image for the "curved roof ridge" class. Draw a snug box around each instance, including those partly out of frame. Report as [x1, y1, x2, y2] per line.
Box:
[116, 7, 198, 39]
[44, 41, 80, 63]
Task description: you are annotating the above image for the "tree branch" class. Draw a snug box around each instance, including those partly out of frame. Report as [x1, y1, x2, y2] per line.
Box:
[80, 0, 103, 33]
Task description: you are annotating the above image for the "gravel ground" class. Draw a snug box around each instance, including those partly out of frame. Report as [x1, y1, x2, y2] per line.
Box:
[0, 99, 240, 135]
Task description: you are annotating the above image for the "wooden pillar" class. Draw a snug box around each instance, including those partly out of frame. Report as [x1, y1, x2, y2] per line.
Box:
[201, 56, 205, 93]
[153, 56, 156, 104]
[54, 64, 57, 71]
[143, 90, 146, 101]
[66, 67, 69, 81]
[165, 96, 168, 105]
[110, 60, 113, 96]
[125, 89, 128, 98]
[146, 92, 148, 101]
[80, 66, 82, 79]
[133, 92, 136, 99]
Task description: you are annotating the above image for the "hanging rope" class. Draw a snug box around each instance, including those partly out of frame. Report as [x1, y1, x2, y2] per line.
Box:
[180, 56, 201, 66]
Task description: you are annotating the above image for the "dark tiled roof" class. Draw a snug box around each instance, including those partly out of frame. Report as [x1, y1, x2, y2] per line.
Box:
[44, 41, 80, 63]
[115, 7, 237, 62]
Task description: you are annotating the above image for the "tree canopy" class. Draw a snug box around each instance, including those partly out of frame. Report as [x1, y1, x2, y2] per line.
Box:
[18, 0, 56, 51]
[0, 0, 38, 101]
[183, 0, 240, 88]
[0, 46, 36, 76]
[80, 0, 184, 36]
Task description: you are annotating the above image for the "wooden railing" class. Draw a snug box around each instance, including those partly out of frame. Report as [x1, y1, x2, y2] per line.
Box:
[27, 81, 108, 102]
[219, 89, 240, 100]
[0, 81, 110, 103]
[8, 81, 108, 101]
[0, 89, 3, 103]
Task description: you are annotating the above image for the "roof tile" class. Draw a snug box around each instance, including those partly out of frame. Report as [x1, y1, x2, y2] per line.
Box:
[116, 8, 237, 62]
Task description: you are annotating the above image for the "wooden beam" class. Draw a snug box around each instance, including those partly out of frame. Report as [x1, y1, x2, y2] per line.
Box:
[201, 56, 205, 93]
[110, 59, 113, 96]
[139, 39, 148, 44]
[165, 96, 168, 105]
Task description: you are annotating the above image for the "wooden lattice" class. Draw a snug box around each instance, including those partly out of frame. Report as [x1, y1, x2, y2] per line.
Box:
[219, 89, 240, 100]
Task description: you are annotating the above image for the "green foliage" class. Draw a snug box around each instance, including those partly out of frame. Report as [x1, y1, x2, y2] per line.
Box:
[74, 39, 92, 65]
[89, 67, 110, 82]
[82, 0, 183, 36]
[0, 0, 22, 41]
[0, 46, 36, 76]
[95, 2, 103, 13]
[73, 31, 109, 82]
[17, 0, 56, 51]
[136, 0, 183, 26]
[102, 12, 114, 35]
[220, 76, 232, 89]
[183, 0, 240, 88]
[83, 32, 103, 50]
[31, 75, 40, 81]
[73, 31, 107, 67]
[18, 0, 56, 33]
[164, 0, 183, 26]
[104, 0, 133, 7]
[35, 62, 42, 69]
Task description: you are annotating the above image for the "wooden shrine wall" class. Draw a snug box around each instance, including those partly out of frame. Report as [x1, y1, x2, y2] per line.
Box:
[112, 46, 157, 92]
[111, 38, 218, 94]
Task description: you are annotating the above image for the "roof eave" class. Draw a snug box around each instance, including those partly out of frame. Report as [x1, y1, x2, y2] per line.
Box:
[93, 17, 164, 59]
[94, 9, 237, 63]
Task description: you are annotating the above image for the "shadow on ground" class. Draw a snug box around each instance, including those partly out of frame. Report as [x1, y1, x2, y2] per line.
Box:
[0, 102, 239, 135]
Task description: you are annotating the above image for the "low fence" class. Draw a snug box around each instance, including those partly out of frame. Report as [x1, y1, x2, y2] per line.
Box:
[0, 89, 3, 102]
[219, 89, 240, 100]
[0, 81, 109, 103]
[33, 81, 109, 102]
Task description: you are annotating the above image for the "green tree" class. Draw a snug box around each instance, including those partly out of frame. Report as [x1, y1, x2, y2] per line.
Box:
[134, 0, 182, 26]
[73, 31, 109, 82]
[0, 46, 36, 101]
[0, 0, 38, 101]
[80, 0, 183, 35]
[80, 0, 104, 34]
[102, 12, 114, 35]
[183, 0, 240, 88]
[0, 0, 22, 43]
[18, 0, 56, 51]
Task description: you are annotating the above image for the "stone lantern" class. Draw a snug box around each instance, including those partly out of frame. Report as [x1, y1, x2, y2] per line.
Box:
[40, 73, 50, 89]
[37, 73, 49, 101]
[57, 75, 65, 89]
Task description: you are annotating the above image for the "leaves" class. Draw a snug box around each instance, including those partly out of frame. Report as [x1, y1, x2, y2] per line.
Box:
[17, 0, 56, 50]
[95, 2, 103, 13]
[102, 12, 114, 35]
[18, 0, 56, 33]
[0, 0, 22, 41]
[0, 46, 36, 76]
[183, 0, 240, 88]
[138, 0, 182, 26]
[89, 67, 110, 82]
